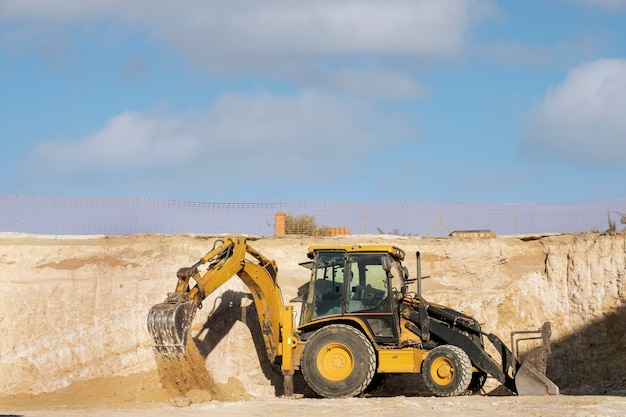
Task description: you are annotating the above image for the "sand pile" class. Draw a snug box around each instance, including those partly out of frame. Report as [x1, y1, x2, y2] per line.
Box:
[0, 232, 624, 406]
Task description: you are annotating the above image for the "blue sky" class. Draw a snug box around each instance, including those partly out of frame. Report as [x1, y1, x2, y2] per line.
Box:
[1, 0, 625, 203]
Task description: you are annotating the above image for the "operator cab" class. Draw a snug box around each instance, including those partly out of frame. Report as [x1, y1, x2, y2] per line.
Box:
[299, 245, 407, 344]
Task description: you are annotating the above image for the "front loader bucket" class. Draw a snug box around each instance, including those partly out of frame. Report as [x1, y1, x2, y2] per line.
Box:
[512, 322, 559, 395]
[147, 292, 198, 360]
[515, 345, 560, 395]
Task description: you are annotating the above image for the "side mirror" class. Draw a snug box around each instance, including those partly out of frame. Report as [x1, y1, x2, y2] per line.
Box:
[381, 256, 391, 272]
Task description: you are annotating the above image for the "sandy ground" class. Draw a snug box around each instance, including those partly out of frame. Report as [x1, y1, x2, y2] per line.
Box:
[1, 232, 625, 416]
[3, 391, 626, 417]
[1, 365, 625, 416]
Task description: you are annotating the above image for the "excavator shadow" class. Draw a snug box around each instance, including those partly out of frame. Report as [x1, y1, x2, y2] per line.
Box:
[190, 289, 287, 397]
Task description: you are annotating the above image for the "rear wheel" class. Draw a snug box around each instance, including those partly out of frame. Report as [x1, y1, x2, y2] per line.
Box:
[362, 373, 388, 397]
[301, 324, 376, 398]
[422, 345, 472, 397]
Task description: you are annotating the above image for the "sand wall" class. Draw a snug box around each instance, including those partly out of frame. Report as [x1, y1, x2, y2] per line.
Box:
[0, 233, 624, 396]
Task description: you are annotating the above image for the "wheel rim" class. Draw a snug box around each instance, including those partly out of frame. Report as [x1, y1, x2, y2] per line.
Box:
[430, 356, 455, 386]
[316, 342, 354, 381]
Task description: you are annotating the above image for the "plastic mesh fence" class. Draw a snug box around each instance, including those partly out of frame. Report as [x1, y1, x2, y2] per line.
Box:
[1, 194, 624, 237]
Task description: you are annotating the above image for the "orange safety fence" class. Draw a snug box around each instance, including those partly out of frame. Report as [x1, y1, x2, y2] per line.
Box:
[0, 194, 624, 237]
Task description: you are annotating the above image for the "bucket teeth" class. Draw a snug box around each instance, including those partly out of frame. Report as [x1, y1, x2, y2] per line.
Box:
[147, 292, 198, 360]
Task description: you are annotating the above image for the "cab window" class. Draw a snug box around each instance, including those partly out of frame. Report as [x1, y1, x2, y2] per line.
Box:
[309, 251, 345, 318]
[346, 253, 390, 313]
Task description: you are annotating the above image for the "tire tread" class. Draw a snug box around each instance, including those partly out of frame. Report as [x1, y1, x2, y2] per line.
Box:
[422, 344, 472, 397]
[301, 324, 376, 398]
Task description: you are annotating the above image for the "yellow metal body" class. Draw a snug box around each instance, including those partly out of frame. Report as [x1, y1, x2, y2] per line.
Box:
[169, 239, 427, 377]
[173, 237, 287, 364]
[164, 239, 430, 376]
[316, 341, 356, 381]
[150, 236, 558, 397]
[293, 314, 428, 375]
[306, 244, 405, 260]
[429, 356, 455, 385]
[378, 348, 427, 373]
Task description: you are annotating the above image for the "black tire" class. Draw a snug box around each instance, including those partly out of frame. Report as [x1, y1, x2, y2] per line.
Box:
[422, 345, 472, 397]
[465, 371, 487, 395]
[301, 324, 376, 398]
[362, 373, 388, 397]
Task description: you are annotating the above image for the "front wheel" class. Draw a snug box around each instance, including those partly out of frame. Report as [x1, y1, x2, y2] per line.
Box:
[362, 373, 388, 397]
[301, 324, 376, 398]
[465, 370, 487, 395]
[422, 345, 472, 397]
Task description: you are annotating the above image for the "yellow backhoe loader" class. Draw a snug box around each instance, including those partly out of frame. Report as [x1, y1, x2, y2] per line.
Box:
[147, 237, 559, 398]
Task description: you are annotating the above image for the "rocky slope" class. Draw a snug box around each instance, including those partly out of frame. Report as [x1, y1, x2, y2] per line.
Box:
[0, 232, 624, 398]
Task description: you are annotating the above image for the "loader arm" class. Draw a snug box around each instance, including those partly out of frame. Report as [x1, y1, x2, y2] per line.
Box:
[147, 237, 288, 363]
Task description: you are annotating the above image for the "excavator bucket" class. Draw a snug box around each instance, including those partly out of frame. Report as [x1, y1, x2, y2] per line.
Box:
[147, 292, 198, 360]
[512, 322, 560, 395]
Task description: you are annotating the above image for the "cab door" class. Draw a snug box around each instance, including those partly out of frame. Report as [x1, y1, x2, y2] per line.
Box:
[302, 250, 347, 322]
[345, 253, 399, 344]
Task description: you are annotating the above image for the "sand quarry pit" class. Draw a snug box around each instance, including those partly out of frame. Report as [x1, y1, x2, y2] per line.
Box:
[0, 232, 625, 416]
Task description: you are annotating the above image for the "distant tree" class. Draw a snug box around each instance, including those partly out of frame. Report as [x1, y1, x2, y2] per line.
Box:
[284, 212, 331, 236]
[607, 211, 617, 233]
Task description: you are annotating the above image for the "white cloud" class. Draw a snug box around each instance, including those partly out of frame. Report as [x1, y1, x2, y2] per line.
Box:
[520, 59, 626, 166]
[479, 36, 599, 68]
[20, 111, 200, 177]
[0, 1, 489, 97]
[0, 1, 474, 59]
[563, 0, 626, 10]
[15, 92, 416, 189]
[311, 68, 430, 100]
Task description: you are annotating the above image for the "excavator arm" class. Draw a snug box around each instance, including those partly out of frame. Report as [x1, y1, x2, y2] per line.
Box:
[147, 237, 289, 364]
